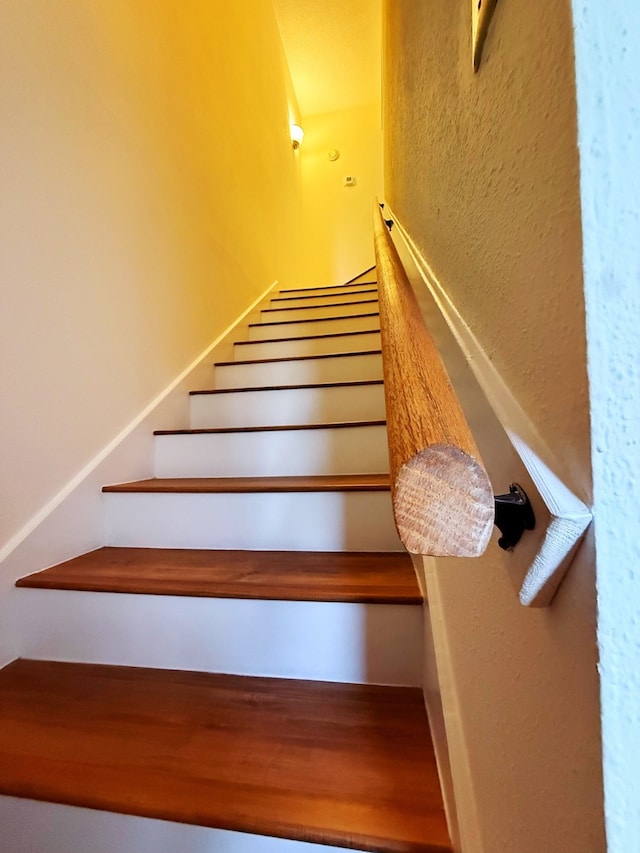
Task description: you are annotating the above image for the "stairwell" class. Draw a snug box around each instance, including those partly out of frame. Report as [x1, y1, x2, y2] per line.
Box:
[0, 271, 452, 853]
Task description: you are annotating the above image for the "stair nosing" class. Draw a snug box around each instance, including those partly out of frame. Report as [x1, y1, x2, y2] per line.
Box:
[344, 265, 376, 283]
[234, 329, 381, 347]
[16, 547, 422, 605]
[215, 349, 382, 368]
[270, 287, 377, 304]
[189, 379, 384, 396]
[154, 419, 386, 436]
[249, 311, 379, 328]
[102, 474, 392, 494]
[279, 281, 377, 294]
[262, 298, 378, 314]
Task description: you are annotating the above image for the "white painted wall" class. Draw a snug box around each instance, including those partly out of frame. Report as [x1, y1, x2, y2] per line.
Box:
[571, 4, 640, 851]
[383, 2, 604, 851]
[0, 288, 273, 667]
[0, 0, 302, 663]
[298, 104, 383, 286]
[0, 0, 301, 556]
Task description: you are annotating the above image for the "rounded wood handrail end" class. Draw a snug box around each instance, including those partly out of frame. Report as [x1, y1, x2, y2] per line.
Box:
[393, 444, 495, 557]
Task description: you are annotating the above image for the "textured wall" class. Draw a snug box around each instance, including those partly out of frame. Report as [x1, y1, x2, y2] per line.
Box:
[571, 3, 640, 851]
[383, 2, 604, 851]
[384, 0, 590, 496]
[0, 0, 301, 552]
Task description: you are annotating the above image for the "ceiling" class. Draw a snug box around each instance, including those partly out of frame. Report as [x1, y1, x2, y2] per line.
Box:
[272, 0, 381, 117]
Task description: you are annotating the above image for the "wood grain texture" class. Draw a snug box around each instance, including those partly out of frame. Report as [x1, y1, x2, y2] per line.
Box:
[373, 205, 494, 556]
[102, 474, 392, 493]
[189, 379, 384, 396]
[17, 548, 422, 603]
[215, 349, 382, 367]
[0, 660, 451, 852]
[153, 420, 386, 436]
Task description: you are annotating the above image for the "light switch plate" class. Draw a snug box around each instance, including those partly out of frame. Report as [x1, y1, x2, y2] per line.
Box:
[472, 0, 498, 71]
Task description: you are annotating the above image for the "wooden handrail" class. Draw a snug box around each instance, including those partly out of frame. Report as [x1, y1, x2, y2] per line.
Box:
[373, 205, 494, 556]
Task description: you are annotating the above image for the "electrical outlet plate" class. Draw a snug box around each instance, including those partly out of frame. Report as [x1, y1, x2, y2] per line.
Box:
[472, 0, 498, 71]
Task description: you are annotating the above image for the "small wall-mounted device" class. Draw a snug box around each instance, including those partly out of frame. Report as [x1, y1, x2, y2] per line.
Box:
[328, 149, 340, 161]
[344, 176, 356, 187]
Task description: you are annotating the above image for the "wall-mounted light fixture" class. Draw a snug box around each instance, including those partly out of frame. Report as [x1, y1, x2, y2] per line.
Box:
[290, 124, 304, 150]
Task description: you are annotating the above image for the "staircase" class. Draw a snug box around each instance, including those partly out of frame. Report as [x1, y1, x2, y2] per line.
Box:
[1, 271, 453, 853]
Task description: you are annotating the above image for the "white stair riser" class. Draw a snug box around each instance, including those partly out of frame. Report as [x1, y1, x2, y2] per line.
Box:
[15, 591, 422, 685]
[155, 425, 389, 478]
[270, 289, 377, 309]
[260, 301, 378, 324]
[190, 383, 386, 429]
[105, 491, 403, 551]
[233, 330, 381, 361]
[0, 797, 364, 853]
[214, 352, 382, 389]
[215, 353, 382, 390]
[248, 314, 379, 341]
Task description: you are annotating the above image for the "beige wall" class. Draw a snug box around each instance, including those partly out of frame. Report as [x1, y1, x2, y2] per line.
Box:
[0, 0, 301, 552]
[383, 2, 603, 852]
[299, 104, 382, 286]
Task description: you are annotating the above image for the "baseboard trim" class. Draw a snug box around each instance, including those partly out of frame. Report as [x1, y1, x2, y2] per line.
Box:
[0, 281, 278, 566]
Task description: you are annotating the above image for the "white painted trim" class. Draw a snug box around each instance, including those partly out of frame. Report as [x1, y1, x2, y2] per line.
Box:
[421, 556, 483, 853]
[386, 207, 592, 607]
[0, 281, 278, 566]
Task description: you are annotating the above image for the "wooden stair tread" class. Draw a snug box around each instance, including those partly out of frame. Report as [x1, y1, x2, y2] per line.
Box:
[279, 282, 376, 294]
[17, 548, 421, 603]
[337, 281, 377, 288]
[103, 474, 392, 493]
[262, 298, 378, 313]
[249, 312, 379, 328]
[0, 659, 451, 853]
[153, 419, 386, 436]
[190, 379, 384, 396]
[234, 329, 381, 346]
[215, 349, 381, 367]
[271, 287, 378, 303]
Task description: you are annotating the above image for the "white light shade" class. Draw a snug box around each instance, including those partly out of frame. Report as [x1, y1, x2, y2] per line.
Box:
[290, 124, 304, 149]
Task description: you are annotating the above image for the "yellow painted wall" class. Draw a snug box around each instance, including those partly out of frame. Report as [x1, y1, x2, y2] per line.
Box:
[383, 2, 604, 852]
[298, 104, 382, 286]
[0, 0, 301, 552]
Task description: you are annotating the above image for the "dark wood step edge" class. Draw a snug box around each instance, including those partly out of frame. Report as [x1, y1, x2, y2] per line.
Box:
[249, 311, 379, 328]
[215, 349, 382, 368]
[234, 329, 381, 347]
[102, 474, 391, 494]
[262, 298, 378, 314]
[16, 548, 422, 605]
[279, 280, 377, 294]
[154, 420, 386, 436]
[190, 379, 384, 396]
[344, 265, 376, 283]
[270, 287, 378, 304]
